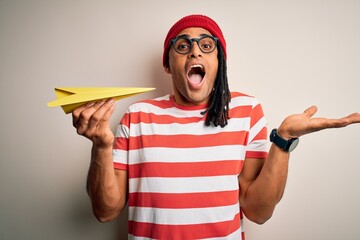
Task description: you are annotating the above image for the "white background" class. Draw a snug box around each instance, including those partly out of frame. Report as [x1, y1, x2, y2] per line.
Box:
[1, 0, 359, 239]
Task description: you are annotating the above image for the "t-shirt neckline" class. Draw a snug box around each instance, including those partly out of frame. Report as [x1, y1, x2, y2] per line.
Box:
[170, 95, 208, 111]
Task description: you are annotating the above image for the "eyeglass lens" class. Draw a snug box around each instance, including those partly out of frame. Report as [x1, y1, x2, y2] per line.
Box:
[173, 37, 217, 54]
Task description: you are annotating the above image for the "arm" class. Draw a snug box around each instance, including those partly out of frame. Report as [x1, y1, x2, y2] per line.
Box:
[72, 99, 128, 222]
[239, 147, 289, 224]
[239, 106, 360, 224]
[86, 146, 128, 222]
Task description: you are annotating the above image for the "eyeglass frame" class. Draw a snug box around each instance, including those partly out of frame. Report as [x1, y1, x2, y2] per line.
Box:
[170, 34, 219, 55]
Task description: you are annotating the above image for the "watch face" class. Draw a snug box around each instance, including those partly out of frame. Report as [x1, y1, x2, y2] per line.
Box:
[289, 138, 300, 152]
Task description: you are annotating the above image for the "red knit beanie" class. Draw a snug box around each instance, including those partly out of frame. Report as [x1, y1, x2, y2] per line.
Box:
[163, 14, 227, 67]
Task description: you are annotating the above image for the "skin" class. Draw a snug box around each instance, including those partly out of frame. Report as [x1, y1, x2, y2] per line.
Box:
[239, 106, 360, 223]
[72, 27, 360, 223]
[73, 99, 126, 222]
[164, 28, 219, 106]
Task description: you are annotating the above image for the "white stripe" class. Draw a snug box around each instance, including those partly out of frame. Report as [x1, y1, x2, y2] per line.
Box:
[152, 95, 171, 102]
[127, 94, 258, 119]
[113, 149, 128, 164]
[120, 145, 247, 164]
[229, 95, 257, 109]
[129, 101, 205, 118]
[128, 203, 240, 225]
[248, 116, 267, 143]
[149, 94, 256, 108]
[205, 228, 242, 240]
[128, 117, 250, 137]
[246, 139, 269, 152]
[115, 124, 129, 138]
[129, 175, 239, 194]
[128, 235, 152, 240]
[241, 216, 245, 233]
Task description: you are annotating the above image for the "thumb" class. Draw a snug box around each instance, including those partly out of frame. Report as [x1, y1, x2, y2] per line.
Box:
[303, 105, 318, 118]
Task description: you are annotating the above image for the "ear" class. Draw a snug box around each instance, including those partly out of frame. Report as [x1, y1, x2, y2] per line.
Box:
[164, 66, 171, 74]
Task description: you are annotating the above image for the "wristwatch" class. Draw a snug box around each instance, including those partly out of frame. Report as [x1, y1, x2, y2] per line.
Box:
[270, 128, 299, 152]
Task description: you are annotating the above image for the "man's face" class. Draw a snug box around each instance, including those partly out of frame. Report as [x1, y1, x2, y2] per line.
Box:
[166, 27, 219, 106]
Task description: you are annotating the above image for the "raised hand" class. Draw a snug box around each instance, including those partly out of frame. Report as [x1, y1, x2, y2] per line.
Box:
[72, 99, 116, 148]
[277, 106, 360, 139]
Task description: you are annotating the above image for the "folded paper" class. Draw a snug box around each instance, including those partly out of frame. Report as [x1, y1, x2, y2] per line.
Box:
[47, 87, 155, 114]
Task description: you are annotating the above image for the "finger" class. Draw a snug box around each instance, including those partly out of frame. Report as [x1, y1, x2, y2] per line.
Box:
[87, 99, 115, 129]
[98, 99, 115, 121]
[78, 99, 115, 138]
[97, 100, 116, 128]
[326, 112, 360, 128]
[306, 112, 360, 133]
[303, 105, 318, 118]
[75, 101, 105, 135]
[346, 113, 360, 124]
[90, 103, 116, 139]
[72, 101, 95, 127]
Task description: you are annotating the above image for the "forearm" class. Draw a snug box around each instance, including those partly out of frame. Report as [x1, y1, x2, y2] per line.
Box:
[240, 107, 360, 224]
[240, 144, 290, 224]
[87, 144, 125, 222]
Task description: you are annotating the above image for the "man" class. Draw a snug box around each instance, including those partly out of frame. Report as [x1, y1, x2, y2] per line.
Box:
[72, 15, 360, 239]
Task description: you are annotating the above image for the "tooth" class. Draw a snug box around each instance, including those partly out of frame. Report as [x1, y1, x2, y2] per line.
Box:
[191, 65, 203, 69]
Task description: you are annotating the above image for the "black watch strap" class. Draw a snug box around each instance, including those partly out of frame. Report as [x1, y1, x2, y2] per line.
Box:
[270, 128, 299, 152]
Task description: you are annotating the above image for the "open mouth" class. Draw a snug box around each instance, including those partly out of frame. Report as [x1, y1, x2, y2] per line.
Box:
[187, 65, 205, 85]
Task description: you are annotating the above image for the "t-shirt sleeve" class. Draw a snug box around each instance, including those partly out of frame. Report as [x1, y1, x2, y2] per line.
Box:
[245, 99, 269, 159]
[112, 111, 130, 170]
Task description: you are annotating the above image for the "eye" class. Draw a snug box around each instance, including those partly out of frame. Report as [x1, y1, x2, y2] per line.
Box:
[175, 39, 191, 52]
[200, 37, 215, 51]
[179, 44, 190, 49]
[202, 43, 212, 49]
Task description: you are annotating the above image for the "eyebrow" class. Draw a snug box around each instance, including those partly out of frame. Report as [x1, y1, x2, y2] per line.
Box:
[176, 33, 213, 38]
[177, 34, 190, 38]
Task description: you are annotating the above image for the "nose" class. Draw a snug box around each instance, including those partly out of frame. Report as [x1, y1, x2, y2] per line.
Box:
[188, 41, 202, 59]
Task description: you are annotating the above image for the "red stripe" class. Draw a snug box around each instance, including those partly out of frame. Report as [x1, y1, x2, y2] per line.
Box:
[113, 136, 128, 151]
[120, 112, 130, 128]
[122, 93, 258, 126]
[128, 190, 239, 209]
[129, 111, 204, 124]
[128, 131, 248, 150]
[245, 151, 268, 159]
[250, 103, 265, 128]
[231, 92, 250, 98]
[229, 105, 253, 118]
[252, 126, 267, 142]
[126, 106, 254, 125]
[122, 94, 258, 126]
[139, 98, 174, 109]
[113, 162, 127, 170]
[128, 160, 244, 178]
[129, 213, 241, 239]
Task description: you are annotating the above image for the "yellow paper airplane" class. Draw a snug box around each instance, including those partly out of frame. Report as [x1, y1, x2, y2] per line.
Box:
[47, 87, 155, 114]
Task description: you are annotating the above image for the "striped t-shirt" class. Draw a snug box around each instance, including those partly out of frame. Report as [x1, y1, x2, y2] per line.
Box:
[113, 92, 268, 240]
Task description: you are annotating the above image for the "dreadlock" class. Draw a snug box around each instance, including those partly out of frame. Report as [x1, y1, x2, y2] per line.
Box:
[201, 44, 231, 128]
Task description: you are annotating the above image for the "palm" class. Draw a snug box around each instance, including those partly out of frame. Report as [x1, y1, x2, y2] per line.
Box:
[279, 106, 360, 139]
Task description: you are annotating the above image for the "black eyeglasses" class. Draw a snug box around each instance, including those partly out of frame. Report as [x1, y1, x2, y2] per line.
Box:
[170, 35, 218, 54]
